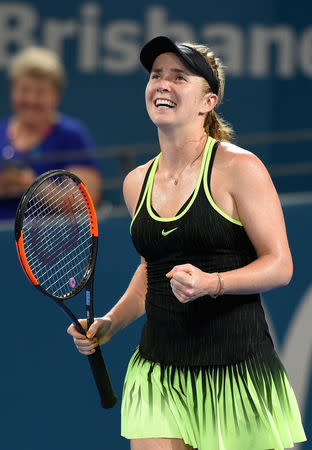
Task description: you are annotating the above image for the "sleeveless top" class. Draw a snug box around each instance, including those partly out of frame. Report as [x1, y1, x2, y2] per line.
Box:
[130, 137, 273, 366]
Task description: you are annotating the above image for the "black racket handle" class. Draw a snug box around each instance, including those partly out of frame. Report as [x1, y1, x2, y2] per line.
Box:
[87, 346, 118, 408]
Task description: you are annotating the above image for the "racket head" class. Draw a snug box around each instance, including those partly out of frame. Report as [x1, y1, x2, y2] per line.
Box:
[15, 169, 98, 302]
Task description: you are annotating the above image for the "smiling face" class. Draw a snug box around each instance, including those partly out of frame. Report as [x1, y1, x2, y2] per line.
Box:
[145, 52, 217, 132]
[11, 73, 60, 127]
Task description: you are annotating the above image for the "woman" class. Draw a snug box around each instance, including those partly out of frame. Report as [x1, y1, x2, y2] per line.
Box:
[68, 36, 306, 450]
[0, 46, 101, 219]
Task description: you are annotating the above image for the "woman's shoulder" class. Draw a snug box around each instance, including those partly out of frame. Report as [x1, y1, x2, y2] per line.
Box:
[218, 140, 259, 160]
[217, 141, 267, 173]
[124, 157, 155, 186]
[53, 113, 94, 148]
[123, 157, 156, 216]
[217, 141, 272, 192]
[55, 114, 89, 134]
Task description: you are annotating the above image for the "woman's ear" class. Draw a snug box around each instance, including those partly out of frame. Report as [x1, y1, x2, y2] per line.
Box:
[200, 93, 218, 115]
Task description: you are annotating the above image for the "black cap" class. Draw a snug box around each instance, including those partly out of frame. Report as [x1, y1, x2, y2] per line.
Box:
[140, 36, 219, 95]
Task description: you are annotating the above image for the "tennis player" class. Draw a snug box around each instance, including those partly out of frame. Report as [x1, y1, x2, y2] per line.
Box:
[68, 36, 306, 450]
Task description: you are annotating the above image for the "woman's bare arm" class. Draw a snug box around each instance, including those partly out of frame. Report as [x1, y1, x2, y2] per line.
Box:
[68, 161, 153, 352]
[104, 162, 153, 334]
[219, 149, 293, 293]
[167, 148, 293, 302]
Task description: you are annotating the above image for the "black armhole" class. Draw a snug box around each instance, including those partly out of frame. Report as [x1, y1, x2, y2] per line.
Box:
[133, 160, 155, 214]
[207, 141, 220, 194]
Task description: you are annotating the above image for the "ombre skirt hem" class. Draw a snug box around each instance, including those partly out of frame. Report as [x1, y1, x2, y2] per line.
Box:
[121, 346, 306, 450]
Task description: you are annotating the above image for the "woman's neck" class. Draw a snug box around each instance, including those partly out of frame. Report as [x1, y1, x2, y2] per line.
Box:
[9, 114, 56, 151]
[12, 115, 55, 134]
[158, 125, 208, 169]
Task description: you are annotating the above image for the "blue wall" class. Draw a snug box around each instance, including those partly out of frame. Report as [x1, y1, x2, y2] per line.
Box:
[1, 201, 311, 449]
[0, 1, 311, 150]
[1, 0, 311, 198]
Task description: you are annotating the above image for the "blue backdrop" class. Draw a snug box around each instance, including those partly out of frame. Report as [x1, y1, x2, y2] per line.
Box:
[1, 200, 311, 449]
[0, 0, 311, 150]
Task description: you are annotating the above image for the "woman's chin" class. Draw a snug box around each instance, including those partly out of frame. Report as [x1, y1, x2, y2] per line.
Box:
[17, 112, 48, 126]
[150, 115, 178, 129]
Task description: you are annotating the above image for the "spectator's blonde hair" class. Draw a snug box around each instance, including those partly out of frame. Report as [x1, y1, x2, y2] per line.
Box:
[9, 47, 66, 92]
[182, 43, 234, 142]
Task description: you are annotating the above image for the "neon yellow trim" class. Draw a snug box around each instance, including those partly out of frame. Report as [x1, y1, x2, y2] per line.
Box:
[203, 143, 243, 226]
[129, 161, 159, 234]
[146, 137, 215, 222]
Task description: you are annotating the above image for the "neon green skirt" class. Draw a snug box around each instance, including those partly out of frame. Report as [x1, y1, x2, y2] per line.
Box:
[121, 347, 306, 450]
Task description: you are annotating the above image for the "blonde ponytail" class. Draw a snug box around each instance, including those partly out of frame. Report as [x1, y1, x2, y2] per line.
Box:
[181, 43, 234, 142]
[204, 110, 234, 142]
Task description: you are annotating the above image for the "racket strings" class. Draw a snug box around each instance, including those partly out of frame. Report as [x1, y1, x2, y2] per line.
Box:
[24, 181, 85, 242]
[37, 234, 92, 290]
[25, 221, 90, 274]
[27, 178, 73, 220]
[24, 191, 89, 293]
[27, 228, 90, 284]
[22, 175, 93, 298]
[44, 241, 92, 294]
[24, 204, 89, 262]
[24, 188, 88, 265]
[25, 185, 88, 251]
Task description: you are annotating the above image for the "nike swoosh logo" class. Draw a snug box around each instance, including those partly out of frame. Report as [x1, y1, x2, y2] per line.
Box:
[161, 227, 178, 237]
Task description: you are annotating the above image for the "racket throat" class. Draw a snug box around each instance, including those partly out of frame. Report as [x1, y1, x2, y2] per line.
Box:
[86, 275, 95, 329]
[57, 301, 86, 336]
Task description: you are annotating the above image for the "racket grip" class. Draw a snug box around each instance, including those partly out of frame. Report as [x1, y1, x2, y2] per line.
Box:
[87, 346, 118, 409]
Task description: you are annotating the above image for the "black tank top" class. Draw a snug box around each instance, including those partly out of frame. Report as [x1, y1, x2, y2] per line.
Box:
[131, 137, 273, 366]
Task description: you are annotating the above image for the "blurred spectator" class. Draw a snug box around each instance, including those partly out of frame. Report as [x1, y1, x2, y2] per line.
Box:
[0, 46, 101, 220]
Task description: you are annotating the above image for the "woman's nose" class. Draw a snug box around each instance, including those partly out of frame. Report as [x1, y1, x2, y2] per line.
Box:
[157, 84, 170, 93]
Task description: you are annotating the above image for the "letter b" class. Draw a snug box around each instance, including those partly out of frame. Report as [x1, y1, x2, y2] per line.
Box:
[146, 6, 195, 42]
[0, 4, 37, 68]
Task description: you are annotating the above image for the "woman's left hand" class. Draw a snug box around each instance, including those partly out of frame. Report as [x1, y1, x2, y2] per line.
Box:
[166, 264, 219, 303]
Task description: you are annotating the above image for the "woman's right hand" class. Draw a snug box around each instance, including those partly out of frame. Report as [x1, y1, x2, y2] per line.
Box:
[0, 166, 36, 197]
[67, 317, 113, 356]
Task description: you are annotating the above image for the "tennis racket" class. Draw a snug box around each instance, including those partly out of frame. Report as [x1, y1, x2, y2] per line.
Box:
[14, 169, 117, 409]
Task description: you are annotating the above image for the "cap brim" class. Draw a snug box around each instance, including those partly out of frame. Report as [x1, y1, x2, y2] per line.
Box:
[140, 35, 220, 95]
[140, 36, 185, 72]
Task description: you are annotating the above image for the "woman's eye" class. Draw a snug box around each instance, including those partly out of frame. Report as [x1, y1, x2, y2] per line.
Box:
[151, 74, 160, 79]
[177, 75, 186, 81]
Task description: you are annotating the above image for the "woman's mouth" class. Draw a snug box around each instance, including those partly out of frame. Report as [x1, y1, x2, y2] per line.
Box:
[154, 98, 176, 108]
